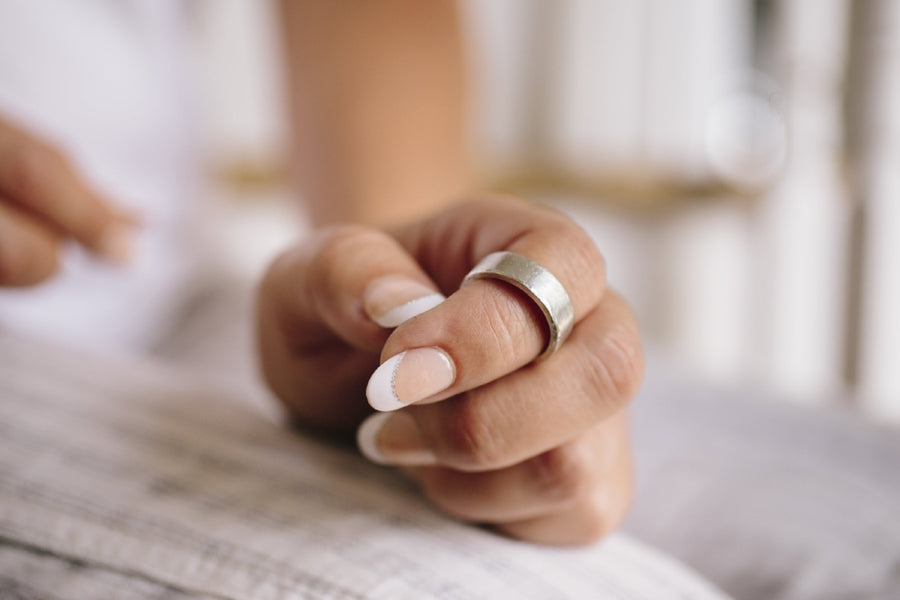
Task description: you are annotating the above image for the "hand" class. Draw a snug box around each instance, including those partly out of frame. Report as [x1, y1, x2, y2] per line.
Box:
[257, 196, 643, 545]
[0, 114, 135, 286]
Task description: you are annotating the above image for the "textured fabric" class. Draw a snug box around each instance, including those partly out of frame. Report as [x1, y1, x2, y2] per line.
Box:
[150, 279, 900, 600]
[0, 332, 730, 600]
[0, 543, 219, 600]
[152, 280, 900, 600]
[626, 361, 900, 600]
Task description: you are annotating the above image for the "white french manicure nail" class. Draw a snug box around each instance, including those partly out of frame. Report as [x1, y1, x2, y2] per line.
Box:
[366, 347, 456, 412]
[357, 413, 393, 464]
[375, 294, 445, 327]
[363, 275, 445, 328]
[357, 412, 437, 466]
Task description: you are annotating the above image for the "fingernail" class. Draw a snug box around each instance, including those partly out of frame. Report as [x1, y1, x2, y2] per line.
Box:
[96, 223, 134, 265]
[363, 275, 445, 328]
[356, 412, 437, 466]
[366, 347, 456, 411]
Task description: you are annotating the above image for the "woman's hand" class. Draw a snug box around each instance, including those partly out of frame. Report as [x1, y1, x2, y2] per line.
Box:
[0, 114, 133, 286]
[257, 196, 644, 545]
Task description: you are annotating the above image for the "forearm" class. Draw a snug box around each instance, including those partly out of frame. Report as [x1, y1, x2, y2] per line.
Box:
[279, 0, 470, 227]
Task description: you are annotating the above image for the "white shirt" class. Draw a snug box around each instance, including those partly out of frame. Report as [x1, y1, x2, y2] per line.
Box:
[0, 0, 199, 350]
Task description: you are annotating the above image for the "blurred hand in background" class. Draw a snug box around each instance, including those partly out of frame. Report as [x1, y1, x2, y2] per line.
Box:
[0, 114, 134, 287]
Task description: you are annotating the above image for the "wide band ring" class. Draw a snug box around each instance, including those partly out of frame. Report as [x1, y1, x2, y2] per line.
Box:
[463, 251, 575, 361]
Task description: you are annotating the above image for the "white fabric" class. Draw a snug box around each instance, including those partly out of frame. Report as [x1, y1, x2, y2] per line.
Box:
[148, 280, 900, 600]
[0, 332, 731, 600]
[0, 0, 198, 350]
[625, 358, 900, 600]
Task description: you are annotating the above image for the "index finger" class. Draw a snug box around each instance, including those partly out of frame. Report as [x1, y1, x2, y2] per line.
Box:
[391, 195, 606, 313]
[0, 122, 134, 260]
[366, 196, 606, 411]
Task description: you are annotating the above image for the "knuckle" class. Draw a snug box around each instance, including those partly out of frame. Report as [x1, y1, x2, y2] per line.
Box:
[431, 400, 507, 470]
[584, 321, 645, 405]
[530, 444, 593, 504]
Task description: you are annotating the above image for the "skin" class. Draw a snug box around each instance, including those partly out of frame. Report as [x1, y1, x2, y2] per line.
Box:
[0, 115, 135, 286]
[258, 196, 643, 546]
[269, 1, 643, 544]
[0, 0, 644, 546]
[278, 0, 470, 226]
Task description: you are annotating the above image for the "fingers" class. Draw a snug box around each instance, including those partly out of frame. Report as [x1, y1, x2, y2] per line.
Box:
[416, 290, 642, 470]
[259, 224, 444, 355]
[495, 423, 633, 546]
[367, 196, 607, 410]
[392, 196, 606, 303]
[257, 224, 447, 429]
[411, 412, 633, 546]
[254, 197, 641, 546]
[0, 200, 61, 286]
[0, 120, 134, 261]
[410, 434, 607, 523]
[358, 290, 643, 470]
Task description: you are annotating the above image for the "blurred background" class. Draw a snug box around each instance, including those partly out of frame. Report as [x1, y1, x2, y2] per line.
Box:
[187, 0, 900, 424]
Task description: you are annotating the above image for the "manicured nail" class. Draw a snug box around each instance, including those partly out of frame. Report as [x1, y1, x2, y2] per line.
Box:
[366, 347, 456, 411]
[96, 223, 134, 265]
[356, 412, 437, 466]
[363, 275, 445, 328]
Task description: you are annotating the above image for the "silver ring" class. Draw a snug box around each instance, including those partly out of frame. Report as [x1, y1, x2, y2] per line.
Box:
[463, 251, 575, 361]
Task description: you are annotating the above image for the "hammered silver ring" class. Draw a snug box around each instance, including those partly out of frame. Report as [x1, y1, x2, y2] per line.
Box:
[463, 251, 575, 361]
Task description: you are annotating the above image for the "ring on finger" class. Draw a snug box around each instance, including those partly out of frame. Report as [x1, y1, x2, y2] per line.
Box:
[463, 251, 574, 361]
